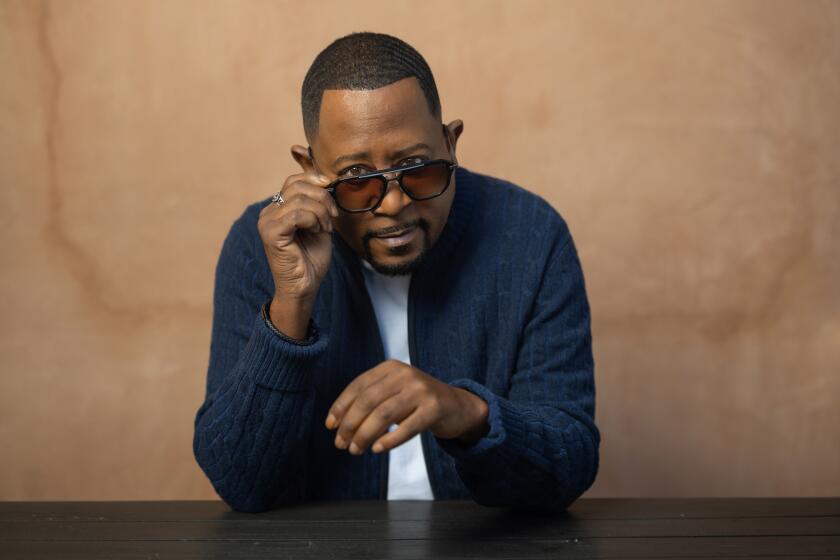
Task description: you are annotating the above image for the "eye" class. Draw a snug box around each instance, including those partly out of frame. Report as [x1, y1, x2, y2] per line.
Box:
[340, 165, 371, 177]
[398, 156, 426, 167]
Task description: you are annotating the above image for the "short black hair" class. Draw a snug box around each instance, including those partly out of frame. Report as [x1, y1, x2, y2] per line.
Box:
[301, 32, 441, 141]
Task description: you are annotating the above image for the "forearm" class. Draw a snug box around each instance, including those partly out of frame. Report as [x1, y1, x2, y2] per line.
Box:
[193, 377, 312, 512]
[193, 313, 328, 512]
[436, 379, 599, 512]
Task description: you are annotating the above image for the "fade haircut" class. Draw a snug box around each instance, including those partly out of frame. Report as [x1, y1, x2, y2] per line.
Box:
[301, 32, 441, 141]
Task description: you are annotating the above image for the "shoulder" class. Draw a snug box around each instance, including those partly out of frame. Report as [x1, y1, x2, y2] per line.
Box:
[214, 196, 273, 269]
[457, 167, 571, 250]
[238, 196, 273, 232]
[228, 196, 272, 243]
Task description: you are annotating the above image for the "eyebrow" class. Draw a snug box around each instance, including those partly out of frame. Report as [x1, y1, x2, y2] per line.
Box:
[331, 143, 434, 169]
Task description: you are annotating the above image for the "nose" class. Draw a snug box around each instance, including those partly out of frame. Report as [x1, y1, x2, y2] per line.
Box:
[374, 175, 412, 215]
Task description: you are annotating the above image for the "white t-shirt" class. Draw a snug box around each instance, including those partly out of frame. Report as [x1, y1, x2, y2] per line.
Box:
[360, 258, 434, 500]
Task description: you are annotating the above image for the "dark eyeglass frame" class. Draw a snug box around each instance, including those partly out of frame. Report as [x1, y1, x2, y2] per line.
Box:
[324, 158, 458, 213]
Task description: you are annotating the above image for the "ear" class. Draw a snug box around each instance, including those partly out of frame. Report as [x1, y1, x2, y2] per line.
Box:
[443, 119, 464, 155]
[291, 144, 317, 175]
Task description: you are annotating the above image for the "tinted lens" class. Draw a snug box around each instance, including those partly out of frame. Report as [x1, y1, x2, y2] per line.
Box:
[335, 177, 384, 211]
[401, 162, 450, 199]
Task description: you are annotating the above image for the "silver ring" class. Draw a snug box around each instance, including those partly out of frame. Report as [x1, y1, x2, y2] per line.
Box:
[272, 191, 285, 206]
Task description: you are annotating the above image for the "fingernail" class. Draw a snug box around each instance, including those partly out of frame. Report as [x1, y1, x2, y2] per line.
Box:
[335, 435, 346, 449]
[372, 443, 383, 454]
[325, 414, 336, 429]
[348, 442, 360, 455]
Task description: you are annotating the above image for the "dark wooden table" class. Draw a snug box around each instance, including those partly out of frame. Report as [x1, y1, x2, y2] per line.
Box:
[1, 498, 838, 559]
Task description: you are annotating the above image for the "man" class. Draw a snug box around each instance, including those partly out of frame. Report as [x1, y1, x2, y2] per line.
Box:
[193, 32, 599, 513]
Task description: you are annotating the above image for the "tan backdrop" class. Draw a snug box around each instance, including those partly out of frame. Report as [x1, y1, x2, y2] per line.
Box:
[1, 0, 838, 501]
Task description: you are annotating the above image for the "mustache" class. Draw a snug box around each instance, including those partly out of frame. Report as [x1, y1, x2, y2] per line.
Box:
[363, 218, 428, 241]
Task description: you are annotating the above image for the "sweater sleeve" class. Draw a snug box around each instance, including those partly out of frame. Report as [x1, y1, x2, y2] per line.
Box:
[435, 217, 599, 512]
[192, 214, 329, 512]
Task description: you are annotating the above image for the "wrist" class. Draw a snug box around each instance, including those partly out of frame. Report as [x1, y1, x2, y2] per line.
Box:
[265, 297, 315, 342]
[455, 389, 490, 446]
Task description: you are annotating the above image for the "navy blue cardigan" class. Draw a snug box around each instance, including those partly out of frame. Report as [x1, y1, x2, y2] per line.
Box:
[193, 166, 599, 512]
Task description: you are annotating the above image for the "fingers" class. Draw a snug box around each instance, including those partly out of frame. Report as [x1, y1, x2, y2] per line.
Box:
[259, 175, 339, 240]
[259, 204, 323, 249]
[262, 173, 338, 218]
[333, 378, 403, 453]
[348, 395, 416, 455]
[256, 167, 338, 302]
[279, 195, 334, 234]
[325, 361, 395, 429]
[326, 361, 442, 455]
[291, 176, 339, 218]
[370, 409, 429, 454]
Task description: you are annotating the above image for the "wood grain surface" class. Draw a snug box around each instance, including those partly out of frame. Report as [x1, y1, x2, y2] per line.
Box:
[1, 499, 839, 559]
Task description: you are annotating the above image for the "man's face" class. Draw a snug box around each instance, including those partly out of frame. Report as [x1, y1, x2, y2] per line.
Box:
[309, 77, 460, 276]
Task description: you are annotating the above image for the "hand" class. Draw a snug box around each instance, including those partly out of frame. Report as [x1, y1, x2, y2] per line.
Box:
[258, 145, 339, 303]
[325, 360, 490, 455]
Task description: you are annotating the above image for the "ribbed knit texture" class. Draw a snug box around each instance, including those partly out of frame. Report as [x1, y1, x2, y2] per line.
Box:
[193, 166, 599, 512]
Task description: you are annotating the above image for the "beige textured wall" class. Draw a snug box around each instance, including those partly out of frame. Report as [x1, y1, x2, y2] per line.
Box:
[1, 0, 838, 501]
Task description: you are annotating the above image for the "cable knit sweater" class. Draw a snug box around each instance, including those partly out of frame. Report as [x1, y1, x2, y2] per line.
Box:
[193, 166, 600, 512]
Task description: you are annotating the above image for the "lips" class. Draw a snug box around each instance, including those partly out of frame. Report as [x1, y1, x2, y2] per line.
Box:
[374, 226, 419, 247]
[376, 226, 416, 238]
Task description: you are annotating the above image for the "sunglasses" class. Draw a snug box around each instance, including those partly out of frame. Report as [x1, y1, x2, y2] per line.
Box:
[325, 158, 458, 213]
